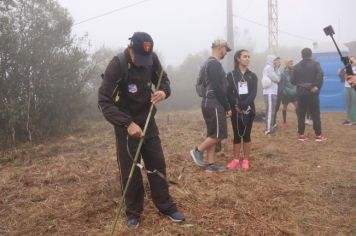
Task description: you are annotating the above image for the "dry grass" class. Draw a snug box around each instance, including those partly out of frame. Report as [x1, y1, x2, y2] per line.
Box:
[0, 109, 355, 236]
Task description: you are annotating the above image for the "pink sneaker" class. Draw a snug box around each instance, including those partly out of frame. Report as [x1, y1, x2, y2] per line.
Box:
[315, 133, 327, 142]
[227, 159, 239, 170]
[241, 159, 249, 170]
[298, 134, 308, 141]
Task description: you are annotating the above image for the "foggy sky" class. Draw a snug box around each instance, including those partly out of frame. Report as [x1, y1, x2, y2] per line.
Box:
[57, 0, 356, 66]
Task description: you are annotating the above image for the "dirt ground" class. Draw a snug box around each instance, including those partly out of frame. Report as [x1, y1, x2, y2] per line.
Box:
[0, 109, 355, 236]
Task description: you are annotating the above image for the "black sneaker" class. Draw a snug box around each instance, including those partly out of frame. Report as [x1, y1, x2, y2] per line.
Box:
[206, 163, 226, 173]
[127, 217, 139, 229]
[164, 211, 185, 222]
[190, 148, 204, 167]
[342, 120, 352, 125]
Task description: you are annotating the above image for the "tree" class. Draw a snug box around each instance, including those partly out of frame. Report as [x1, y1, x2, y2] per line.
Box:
[82, 46, 118, 120]
[0, 0, 89, 148]
[159, 51, 209, 111]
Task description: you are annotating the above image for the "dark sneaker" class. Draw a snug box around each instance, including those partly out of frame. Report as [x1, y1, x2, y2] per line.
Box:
[342, 120, 352, 125]
[190, 148, 204, 167]
[127, 217, 139, 229]
[164, 211, 185, 222]
[206, 163, 226, 173]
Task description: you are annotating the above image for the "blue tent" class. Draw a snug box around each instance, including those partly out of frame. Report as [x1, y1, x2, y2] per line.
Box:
[313, 52, 347, 112]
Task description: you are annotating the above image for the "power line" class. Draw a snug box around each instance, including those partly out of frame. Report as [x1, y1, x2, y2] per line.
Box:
[233, 14, 316, 42]
[73, 0, 153, 26]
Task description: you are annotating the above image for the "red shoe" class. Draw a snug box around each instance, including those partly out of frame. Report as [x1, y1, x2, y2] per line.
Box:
[298, 134, 307, 141]
[241, 159, 249, 170]
[227, 159, 239, 170]
[315, 133, 327, 142]
[282, 123, 288, 128]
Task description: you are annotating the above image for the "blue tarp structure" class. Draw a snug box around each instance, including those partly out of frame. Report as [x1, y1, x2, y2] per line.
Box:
[313, 52, 347, 112]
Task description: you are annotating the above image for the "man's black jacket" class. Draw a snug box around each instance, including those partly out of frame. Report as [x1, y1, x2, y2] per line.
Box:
[98, 49, 170, 131]
[291, 58, 324, 95]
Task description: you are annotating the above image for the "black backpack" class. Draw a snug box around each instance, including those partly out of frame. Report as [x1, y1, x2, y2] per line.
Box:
[100, 52, 128, 103]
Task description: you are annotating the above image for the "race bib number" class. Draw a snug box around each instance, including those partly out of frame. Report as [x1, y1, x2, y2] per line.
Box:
[238, 81, 248, 95]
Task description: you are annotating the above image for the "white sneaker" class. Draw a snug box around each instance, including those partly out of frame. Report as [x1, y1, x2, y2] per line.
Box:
[305, 119, 313, 125]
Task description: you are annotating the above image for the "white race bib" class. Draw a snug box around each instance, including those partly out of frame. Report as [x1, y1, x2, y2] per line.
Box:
[238, 81, 248, 95]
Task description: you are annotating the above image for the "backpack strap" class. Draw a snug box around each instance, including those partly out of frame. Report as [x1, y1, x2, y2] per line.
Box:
[112, 52, 129, 102]
[118, 52, 128, 83]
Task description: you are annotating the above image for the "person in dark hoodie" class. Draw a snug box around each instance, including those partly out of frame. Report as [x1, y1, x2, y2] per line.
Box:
[98, 32, 184, 229]
[190, 39, 232, 173]
[291, 47, 327, 142]
[226, 49, 257, 171]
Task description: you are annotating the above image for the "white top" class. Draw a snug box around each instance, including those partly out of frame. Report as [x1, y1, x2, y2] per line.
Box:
[262, 64, 280, 95]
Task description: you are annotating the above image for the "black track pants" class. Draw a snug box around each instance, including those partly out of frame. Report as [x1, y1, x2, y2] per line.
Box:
[115, 126, 177, 218]
[296, 94, 322, 136]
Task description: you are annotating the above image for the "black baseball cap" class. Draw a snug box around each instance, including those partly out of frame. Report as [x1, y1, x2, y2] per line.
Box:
[129, 32, 154, 66]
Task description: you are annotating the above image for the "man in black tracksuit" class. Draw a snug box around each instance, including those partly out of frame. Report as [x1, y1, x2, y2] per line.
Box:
[98, 32, 184, 228]
[291, 47, 327, 142]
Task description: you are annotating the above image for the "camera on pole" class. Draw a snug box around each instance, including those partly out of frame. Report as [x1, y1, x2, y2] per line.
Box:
[323, 25, 354, 76]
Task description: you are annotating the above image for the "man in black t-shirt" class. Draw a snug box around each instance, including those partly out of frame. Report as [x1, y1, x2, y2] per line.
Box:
[190, 39, 232, 172]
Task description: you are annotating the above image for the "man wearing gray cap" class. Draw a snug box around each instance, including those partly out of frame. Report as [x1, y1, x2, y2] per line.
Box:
[190, 39, 232, 172]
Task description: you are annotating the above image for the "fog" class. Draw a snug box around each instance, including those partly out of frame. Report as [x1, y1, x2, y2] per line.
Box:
[57, 0, 356, 66]
[55, 0, 356, 111]
[2, 0, 356, 146]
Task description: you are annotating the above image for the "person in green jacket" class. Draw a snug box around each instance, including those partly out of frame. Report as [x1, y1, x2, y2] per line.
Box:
[280, 59, 297, 128]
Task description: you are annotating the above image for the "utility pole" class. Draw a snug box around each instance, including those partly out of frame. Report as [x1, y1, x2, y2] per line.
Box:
[226, 0, 234, 71]
[268, 0, 278, 55]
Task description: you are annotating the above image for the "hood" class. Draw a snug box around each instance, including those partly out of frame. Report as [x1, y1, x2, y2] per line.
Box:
[266, 54, 277, 66]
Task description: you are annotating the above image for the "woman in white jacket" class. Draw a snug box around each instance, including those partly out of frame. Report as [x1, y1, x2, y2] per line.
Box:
[261, 55, 281, 135]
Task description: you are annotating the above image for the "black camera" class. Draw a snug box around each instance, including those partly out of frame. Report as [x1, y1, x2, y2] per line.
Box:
[323, 25, 335, 36]
[323, 25, 354, 78]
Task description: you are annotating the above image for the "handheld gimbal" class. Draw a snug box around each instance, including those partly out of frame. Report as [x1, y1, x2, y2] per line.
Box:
[323, 25, 354, 76]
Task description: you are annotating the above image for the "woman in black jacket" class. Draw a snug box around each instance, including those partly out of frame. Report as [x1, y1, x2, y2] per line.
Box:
[226, 49, 258, 170]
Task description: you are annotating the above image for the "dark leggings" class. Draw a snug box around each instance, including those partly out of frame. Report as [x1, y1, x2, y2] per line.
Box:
[231, 111, 255, 144]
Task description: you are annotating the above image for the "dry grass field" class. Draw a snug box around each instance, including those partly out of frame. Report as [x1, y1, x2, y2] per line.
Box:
[0, 109, 355, 236]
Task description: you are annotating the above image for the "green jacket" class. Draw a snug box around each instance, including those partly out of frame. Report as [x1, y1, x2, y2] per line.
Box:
[281, 69, 296, 96]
